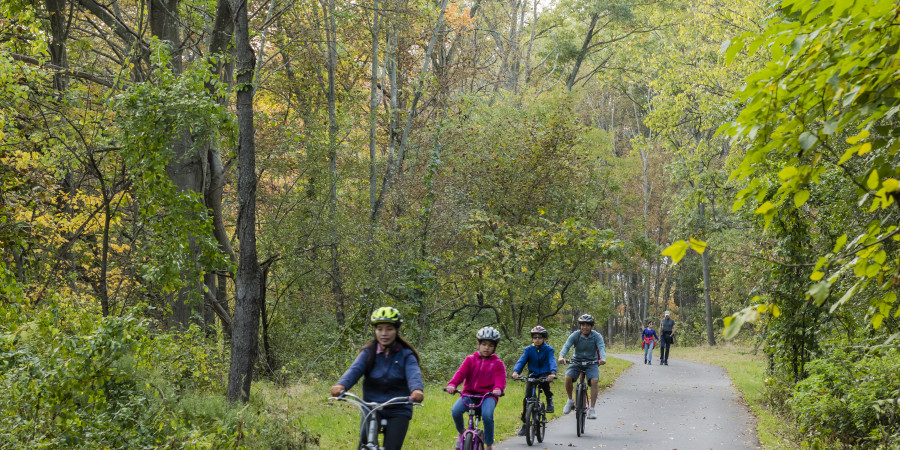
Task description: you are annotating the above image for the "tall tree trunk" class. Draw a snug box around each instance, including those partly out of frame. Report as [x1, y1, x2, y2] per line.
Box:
[699, 200, 716, 346]
[320, 0, 347, 325]
[565, 12, 598, 90]
[45, 0, 69, 90]
[368, 0, 381, 211]
[226, 0, 262, 403]
[371, 0, 449, 222]
[523, 0, 538, 84]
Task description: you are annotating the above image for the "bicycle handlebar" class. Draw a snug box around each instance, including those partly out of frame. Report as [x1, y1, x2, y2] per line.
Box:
[559, 359, 600, 366]
[513, 376, 551, 383]
[446, 389, 502, 408]
[329, 391, 423, 410]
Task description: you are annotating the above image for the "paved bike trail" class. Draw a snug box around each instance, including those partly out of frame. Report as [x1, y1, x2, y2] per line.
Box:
[493, 353, 760, 449]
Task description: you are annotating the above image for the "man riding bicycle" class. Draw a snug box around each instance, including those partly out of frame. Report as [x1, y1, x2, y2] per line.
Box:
[557, 314, 606, 420]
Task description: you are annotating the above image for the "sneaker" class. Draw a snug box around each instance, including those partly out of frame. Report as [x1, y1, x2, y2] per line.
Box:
[587, 408, 597, 419]
[665, 361, 669, 365]
[562, 398, 574, 414]
[518, 424, 527, 436]
[546, 398, 555, 413]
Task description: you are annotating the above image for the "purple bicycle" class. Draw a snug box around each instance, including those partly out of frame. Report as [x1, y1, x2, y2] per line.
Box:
[448, 390, 500, 450]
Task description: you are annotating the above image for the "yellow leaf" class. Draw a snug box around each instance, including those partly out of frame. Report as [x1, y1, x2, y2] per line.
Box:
[771, 305, 781, 317]
[857, 142, 872, 155]
[847, 129, 870, 144]
[723, 316, 733, 329]
[662, 240, 690, 263]
[689, 238, 707, 254]
[755, 201, 775, 215]
[867, 170, 879, 190]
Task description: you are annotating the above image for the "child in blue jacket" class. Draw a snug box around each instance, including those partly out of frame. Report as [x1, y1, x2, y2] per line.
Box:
[511, 325, 557, 435]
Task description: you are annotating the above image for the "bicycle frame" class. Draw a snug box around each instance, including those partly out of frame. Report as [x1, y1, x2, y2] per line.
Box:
[514, 376, 550, 445]
[329, 392, 421, 450]
[562, 360, 599, 437]
[449, 390, 498, 450]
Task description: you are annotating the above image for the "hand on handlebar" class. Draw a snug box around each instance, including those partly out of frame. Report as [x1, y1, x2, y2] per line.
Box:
[445, 385, 457, 394]
[548, 373, 556, 381]
[512, 372, 520, 380]
[599, 359, 607, 366]
[410, 389, 424, 403]
[558, 356, 566, 363]
[330, 384, 345, 397]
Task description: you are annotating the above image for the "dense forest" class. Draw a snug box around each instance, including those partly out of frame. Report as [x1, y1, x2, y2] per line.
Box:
[1, 0, 898, 446]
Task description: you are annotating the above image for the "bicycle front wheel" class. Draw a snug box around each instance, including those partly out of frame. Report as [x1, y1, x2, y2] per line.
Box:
[524, 403, 534, 446]
[535, 403, 545, 443]
[463, 433, 475, 450]
[575, 384, 585, 437]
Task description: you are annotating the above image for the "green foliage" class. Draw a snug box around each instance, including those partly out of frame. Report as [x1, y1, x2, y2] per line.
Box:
[723, 0, 900, 328]
[0, 304, 312, 448]
[112, 46, 234, 297]
[789, 346, 900, 448]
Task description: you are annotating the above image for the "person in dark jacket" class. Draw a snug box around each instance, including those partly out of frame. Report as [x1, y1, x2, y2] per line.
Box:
[512, 325, 557, 435]
[331, 307, 424, 450]
[659, 310, 676, 365]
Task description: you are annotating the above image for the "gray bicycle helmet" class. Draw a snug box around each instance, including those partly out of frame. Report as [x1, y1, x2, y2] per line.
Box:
[476, 326, 501, 342]
[577, 314, 595, 325]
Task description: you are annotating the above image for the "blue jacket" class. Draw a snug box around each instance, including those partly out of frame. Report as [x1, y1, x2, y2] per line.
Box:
[337, 342, 424, 417]
[512, 343, 557, 376]
[559, 330, 606, 362]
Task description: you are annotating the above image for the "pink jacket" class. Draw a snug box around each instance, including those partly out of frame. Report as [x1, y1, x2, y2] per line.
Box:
[447, 352, 507, 397]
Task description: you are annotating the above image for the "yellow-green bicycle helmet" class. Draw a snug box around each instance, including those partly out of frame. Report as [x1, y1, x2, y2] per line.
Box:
[371, 306, 403, 327]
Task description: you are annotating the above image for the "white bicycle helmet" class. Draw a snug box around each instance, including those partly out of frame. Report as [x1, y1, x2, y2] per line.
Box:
[476, 326, 501, 342]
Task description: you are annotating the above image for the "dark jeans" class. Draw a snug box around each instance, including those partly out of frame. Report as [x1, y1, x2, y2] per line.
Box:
[521, 380, 553, 421]
[660, 333, 673, 362]
[359, 408, 410, 450]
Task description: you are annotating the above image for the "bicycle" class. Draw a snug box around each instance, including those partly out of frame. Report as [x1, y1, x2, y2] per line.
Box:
[514, 376, 550, 446]
[329, 391, 421, 449]
[561, 359, 599, 437]
[448, 390, 500, 450]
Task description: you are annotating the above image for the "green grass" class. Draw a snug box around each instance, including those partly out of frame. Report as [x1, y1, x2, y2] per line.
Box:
[259, 356, 631, 448]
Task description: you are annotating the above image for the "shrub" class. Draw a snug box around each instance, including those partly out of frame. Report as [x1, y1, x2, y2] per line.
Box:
[789, 347, 900, 448]
[0, 306, 313, 448]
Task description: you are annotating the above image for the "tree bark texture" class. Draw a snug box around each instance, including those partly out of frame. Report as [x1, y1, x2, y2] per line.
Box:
[226, 0, 262, 403]
[699, 201, 716, 346]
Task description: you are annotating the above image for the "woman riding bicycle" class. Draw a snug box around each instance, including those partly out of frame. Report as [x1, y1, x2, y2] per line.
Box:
[446, 326, 507, 450]
[557, 314, 606, 420]
[330, 307, 425, 450]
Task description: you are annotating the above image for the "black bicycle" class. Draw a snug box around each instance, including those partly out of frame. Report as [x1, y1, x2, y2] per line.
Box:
[514, 376, 550, 446]
[562, 359, 599, 437]
[329, 391, 421, 449]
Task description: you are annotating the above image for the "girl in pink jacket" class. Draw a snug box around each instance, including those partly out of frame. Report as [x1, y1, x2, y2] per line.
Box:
[445, 326, 507, 450]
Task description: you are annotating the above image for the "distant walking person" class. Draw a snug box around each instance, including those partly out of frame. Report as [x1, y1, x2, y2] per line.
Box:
[641, 321, 659, 365]
[659, 311, 676, 365]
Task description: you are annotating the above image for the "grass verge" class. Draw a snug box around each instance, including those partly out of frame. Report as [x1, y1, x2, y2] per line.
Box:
[259, 355, 631, 448]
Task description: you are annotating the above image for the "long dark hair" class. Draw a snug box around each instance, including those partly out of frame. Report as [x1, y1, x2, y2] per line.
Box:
[360, 328, 421, 363]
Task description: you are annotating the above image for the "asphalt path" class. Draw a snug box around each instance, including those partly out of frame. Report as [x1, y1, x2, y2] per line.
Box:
[494, 353, 760, 450]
